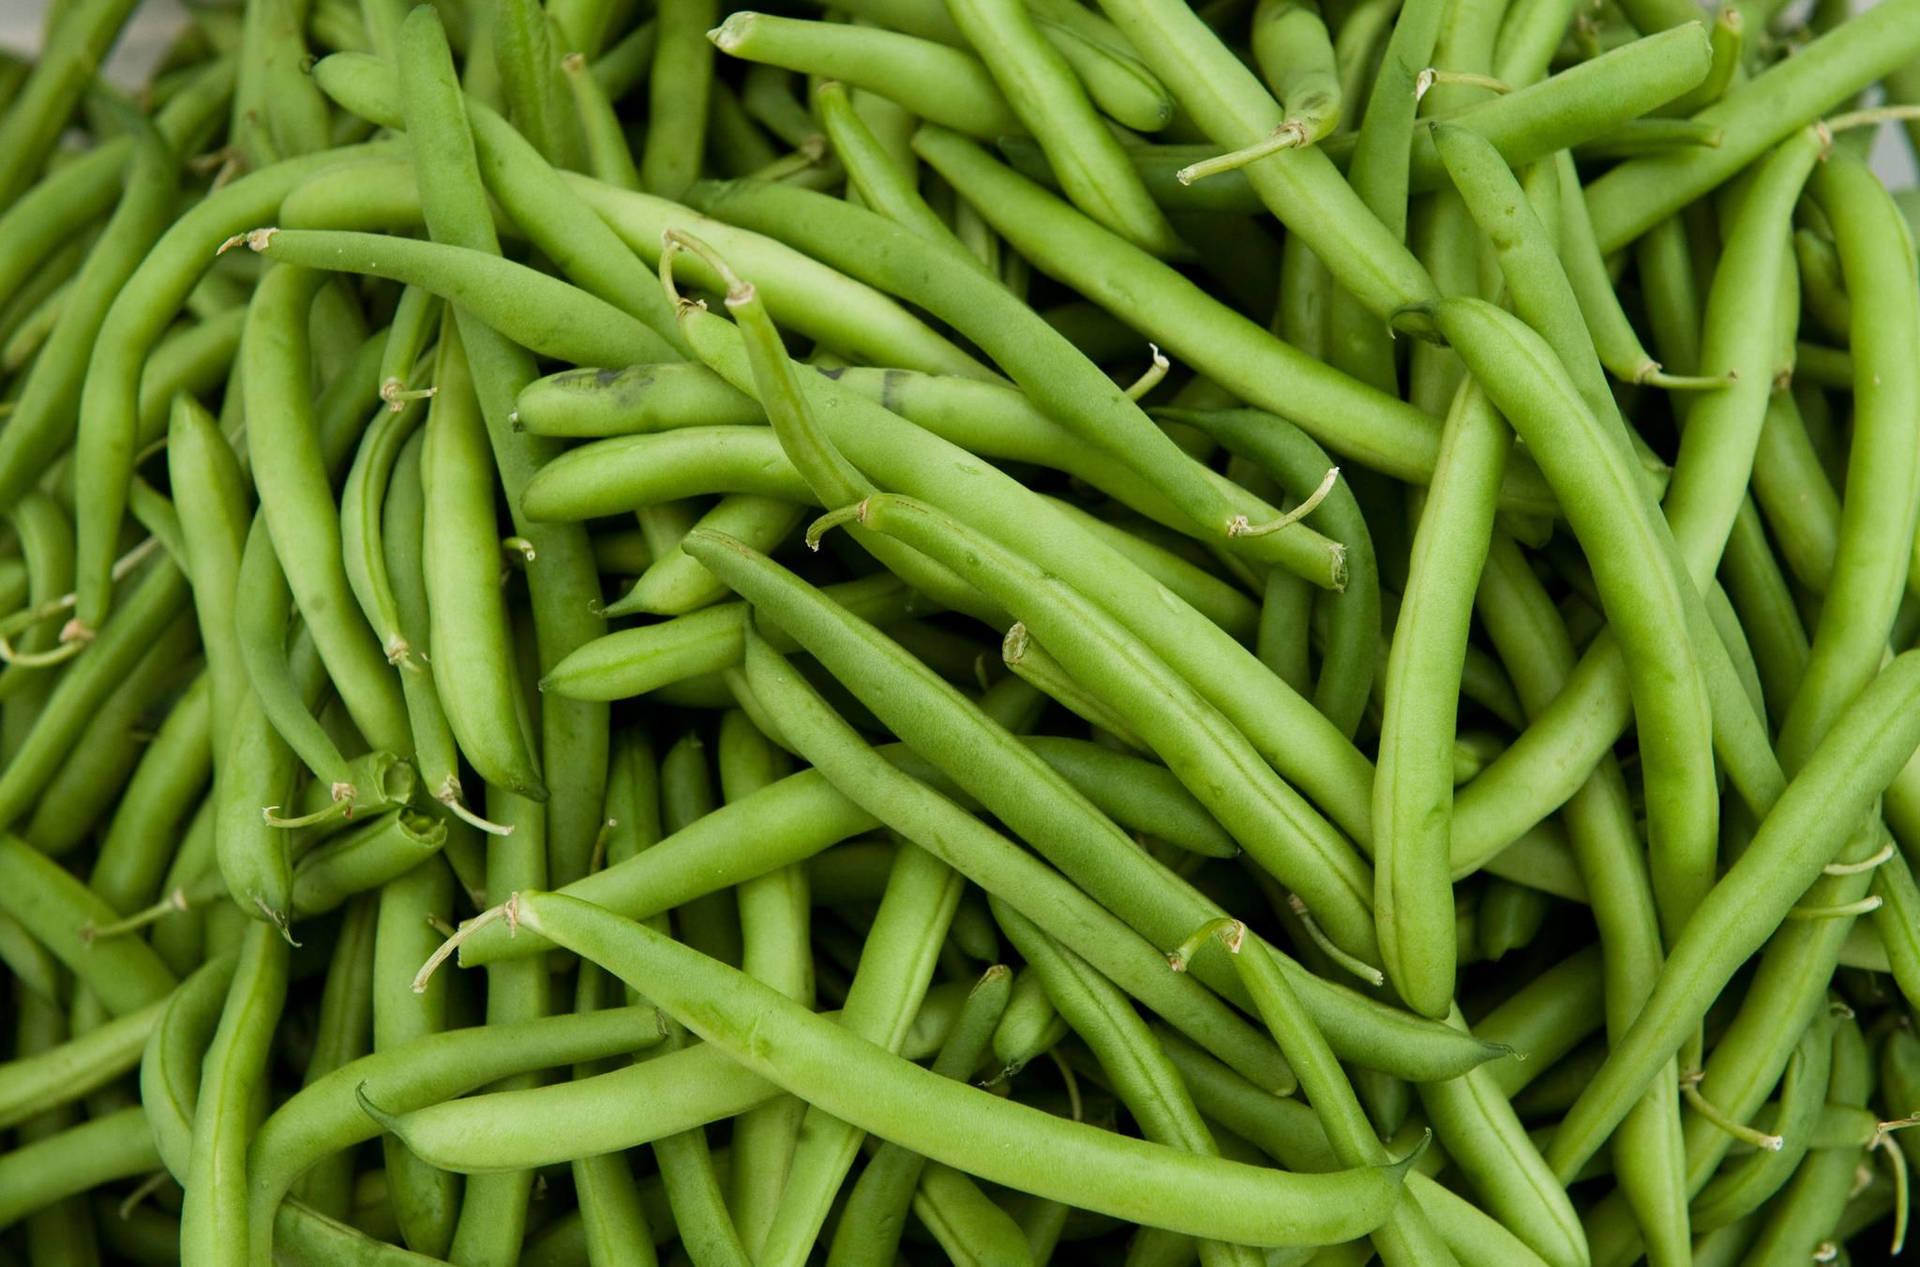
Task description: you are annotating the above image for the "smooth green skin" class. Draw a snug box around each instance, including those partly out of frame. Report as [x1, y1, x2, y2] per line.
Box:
[563, 173, 1001, 381]
[911, 1165, 1038, 1267]
[1552, 150, 1668, 387]
[710, 13, 1018, 136]
[309, 50, 686, 355]
[1322, 0, 1444, 398]
[88, 668, 212, 913]
[249, 227, 671, 368]
[378, 284, 440, 395]
[399, 3, 610, 891]
[1167, 408, 1377, 738]
[0, 1103, 158, 1228]
[494, 0, 573, 164]
[338, 388, 424, 658]
[1774, 155, 1920, 773]
[542, 573, 917, 700]
[828, 966, 1011, 1267]
[291, 809, 447, 915]
[718, 708, 808, 1257]
[1546, 650, 1920, 1182]
[694, 525, 1366, 1068]
[1659, 131, 1823, 590]
[241, 1008, 663, 1267]
[686, 175, 1346, 587]
[1741, 1019, 1871, 1265]
[1587, 0, 1920, 252]
[502, 889, 1411, 1246]
[748, 752, 965, 1267]
[1250, 0, 1339, 141]
[0, 117, 176, 517]
[815, 79, 983, 262]
[909, 127, 1554, 516]
[1409, 24, 1711, 193]
[1687, 1016, 1832, 1234]
[23, 613, 198, 857]
[619, 495, 805, 618]
[565, 46, 645, 190]
[1222, 930, 1458, 1267]
[0, 0, 139, 208]
[232, 519, 354, 791]
[676, 300, 1381, 855]
[292, 895, 380, 1220]
[243, 262, 412, 757]
[420, 326, 544, 800]
[363, 987, 967, 1173]
[181, 920, 290, 1267]
[0, 558, 192, 836]
[373, 856, 460, 1259]
[1416, 1004, 1589, 1267]
[1436, 297, 1716, 936]
[949, 0, 1179, 254]
[1085, 0, 1435, 326]
[214, 619, 317, 926]
[0, 995, 164, 1131]
[71, 139, 401, 635]
[1475, 536, 1690, 1265]
[994, 908, 1255, 1266]
[739, 625, 1295, 1093]
[1719, 498, 1810, 733]
[382, 429, 470, 815]
[836, 494, 1378, 966]
[641, 0, 717, 196]
[524, 427, 813, 519]
[1375, 381, 1508, 1020]
[231, 0, 330, 164]
[1750, 391, 1842, 597]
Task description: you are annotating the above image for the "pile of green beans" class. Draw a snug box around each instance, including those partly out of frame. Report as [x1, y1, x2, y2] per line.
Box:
[11, 0, 1920, 1261]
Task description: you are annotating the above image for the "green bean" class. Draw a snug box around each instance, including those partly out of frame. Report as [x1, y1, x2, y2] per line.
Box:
[291, 895, 379, 1219]
[241, 227, 671, 368]
[420, 322, 545, 800]
[641, 0, 717, 196]
[513, 363, 756, 436]
[0, 834, 177, 1021]
[0, 114, 179, 516]
[22, 614, 199, 857]
[1689, 1015, 1834, 1233]
[1774, 154, 1920, 773]
[0, 0, 141, 210]
[232, 0, 331, 164]
[734, 623, 1291, 1091]
[820, 495, 1377, 964]
[372, 857, 460, 1259]
[1374, 378, 1507, 1019]
[0, 1104, 159, 1229]
[690, 175, 1350, 585]
[243, 262, 413, 757]
[181, 920, 290, 1267]
[1662, 130, 1823, 588]
[1434, 295, 1716, 938]
[1585, 0, 1920, 253]
[0, 995, 165, 1132]
[71, 139, 401, 637]
[909, 126, 1555, 514]
[828, 965, 1012, 1267]
[1545, 650, 1920, 1182]
[467, 890, 1414, 1246]
[717, 708, 808, 1255]
[1742, 1016, 1872, 1264]
[244, 1007, 668, 1265]
[1251, 0, 1340, 143]
[541, 573, 919, 701]
[292, 810, 448, 916]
